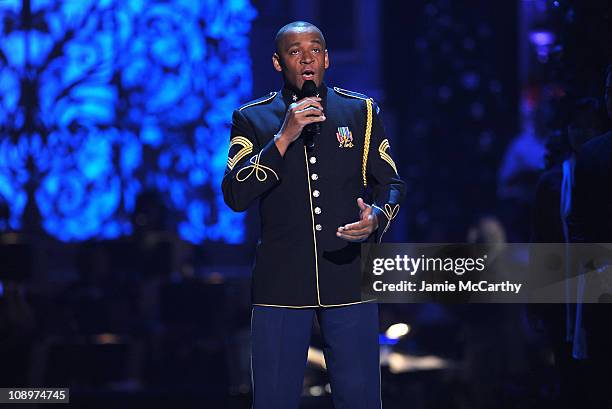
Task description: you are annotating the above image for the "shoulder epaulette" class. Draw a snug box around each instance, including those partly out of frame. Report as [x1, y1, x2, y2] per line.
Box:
[333, 87, 372, 101]
[333, 87, 380, 115]
[239, 92, 278, 111]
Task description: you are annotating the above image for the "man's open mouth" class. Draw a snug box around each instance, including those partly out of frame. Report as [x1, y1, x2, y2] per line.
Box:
[302, 70, 315, 80]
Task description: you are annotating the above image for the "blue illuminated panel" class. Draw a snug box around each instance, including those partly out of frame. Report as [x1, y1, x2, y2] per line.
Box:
[0, 0, 256, 243]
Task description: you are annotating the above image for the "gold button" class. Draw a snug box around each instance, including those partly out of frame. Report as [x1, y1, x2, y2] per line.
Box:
[310, 157, 317, 164]
[311, 174, 318, 180]
[314, 207, 321, 214]
[315, 224, 322, 231]
[313, 190, 320, 197]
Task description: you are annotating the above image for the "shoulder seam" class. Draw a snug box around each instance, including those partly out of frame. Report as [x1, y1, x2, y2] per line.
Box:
[333, 86, 373, 102]
[239, 92, 278, 111]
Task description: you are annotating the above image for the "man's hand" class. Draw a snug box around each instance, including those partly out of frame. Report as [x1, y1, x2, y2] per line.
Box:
[274, 97, 325, 156]
[336, 198, 379, 242]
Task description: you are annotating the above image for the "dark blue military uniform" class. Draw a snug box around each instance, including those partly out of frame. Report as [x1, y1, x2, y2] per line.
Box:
[223, 84, 406, 307]
[223, 83, 405, 409]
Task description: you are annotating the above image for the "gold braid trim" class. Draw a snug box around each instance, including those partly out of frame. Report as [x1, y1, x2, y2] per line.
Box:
[382, 203, 400, 221]
[362, 98, 373, 187]
[235, 152, 279, 182]
[373, 203, 400, 243]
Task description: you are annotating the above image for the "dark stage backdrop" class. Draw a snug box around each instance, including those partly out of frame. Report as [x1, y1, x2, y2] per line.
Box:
[383, 0, 519, 242]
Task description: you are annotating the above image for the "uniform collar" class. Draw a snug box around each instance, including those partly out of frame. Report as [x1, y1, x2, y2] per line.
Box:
[281, 82, 328, 105]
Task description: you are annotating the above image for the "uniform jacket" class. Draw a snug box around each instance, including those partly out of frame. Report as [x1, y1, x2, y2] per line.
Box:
[222, 84, 406, 307]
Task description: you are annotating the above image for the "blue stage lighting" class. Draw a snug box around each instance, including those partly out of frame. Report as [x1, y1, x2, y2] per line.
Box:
[0, 0, 256, 243]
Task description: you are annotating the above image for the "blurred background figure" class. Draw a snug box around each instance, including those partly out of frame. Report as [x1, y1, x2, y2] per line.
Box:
[533, 97, 603, 244]
[530, 96, 605, 409]
[565, 64, 612, 409]
[498, 85, 552, 242]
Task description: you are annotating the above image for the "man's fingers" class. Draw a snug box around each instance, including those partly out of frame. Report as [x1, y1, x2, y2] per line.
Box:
[299, 114, 326, 124]
[309, 115, 326, 122]
[341, 220, 366, 230]
[338, 225, 369, 234]
[357, 198, 372, 221]
[337, 222, 372, 237]
[297, 96, 322, 104]
[336, 230, 369, 242]
[295, 106, 326, 124]
[295, 106, 322, 115]
[336, 230, 367, 239]
[337, 229, 370, 239]
[360, 207, 372, 221]
[295, 96, 322, 104]
[337, 236, 367, 242]
[292, 98, 323, 111]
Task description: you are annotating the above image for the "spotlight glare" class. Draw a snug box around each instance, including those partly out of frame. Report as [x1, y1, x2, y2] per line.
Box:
[385, 323, 410, 340]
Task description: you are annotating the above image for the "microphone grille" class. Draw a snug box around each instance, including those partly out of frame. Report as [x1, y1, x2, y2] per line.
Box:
[301, 80, 318, 97]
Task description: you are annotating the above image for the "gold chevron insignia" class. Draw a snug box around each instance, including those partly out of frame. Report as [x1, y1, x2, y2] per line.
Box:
[378, 139, 398, 175]
[227, 136, 253, 170]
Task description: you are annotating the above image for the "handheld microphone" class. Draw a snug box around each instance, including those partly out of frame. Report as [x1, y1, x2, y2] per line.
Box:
[300, 80, 320, 150]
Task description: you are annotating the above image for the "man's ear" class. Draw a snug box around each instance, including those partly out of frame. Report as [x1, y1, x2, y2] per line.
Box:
[272, 53, 283, 72]
[324, 49, 329, 69]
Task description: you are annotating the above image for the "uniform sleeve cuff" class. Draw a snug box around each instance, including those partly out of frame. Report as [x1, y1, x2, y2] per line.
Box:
[234, 138, 285, 183]
[258, 137, 285, 179]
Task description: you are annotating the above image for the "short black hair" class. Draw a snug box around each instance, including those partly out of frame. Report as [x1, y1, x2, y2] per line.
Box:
[274, 21, 326, 54]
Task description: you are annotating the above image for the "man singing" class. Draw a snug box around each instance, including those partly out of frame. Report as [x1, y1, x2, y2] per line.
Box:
[222, 21, 406, 409]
